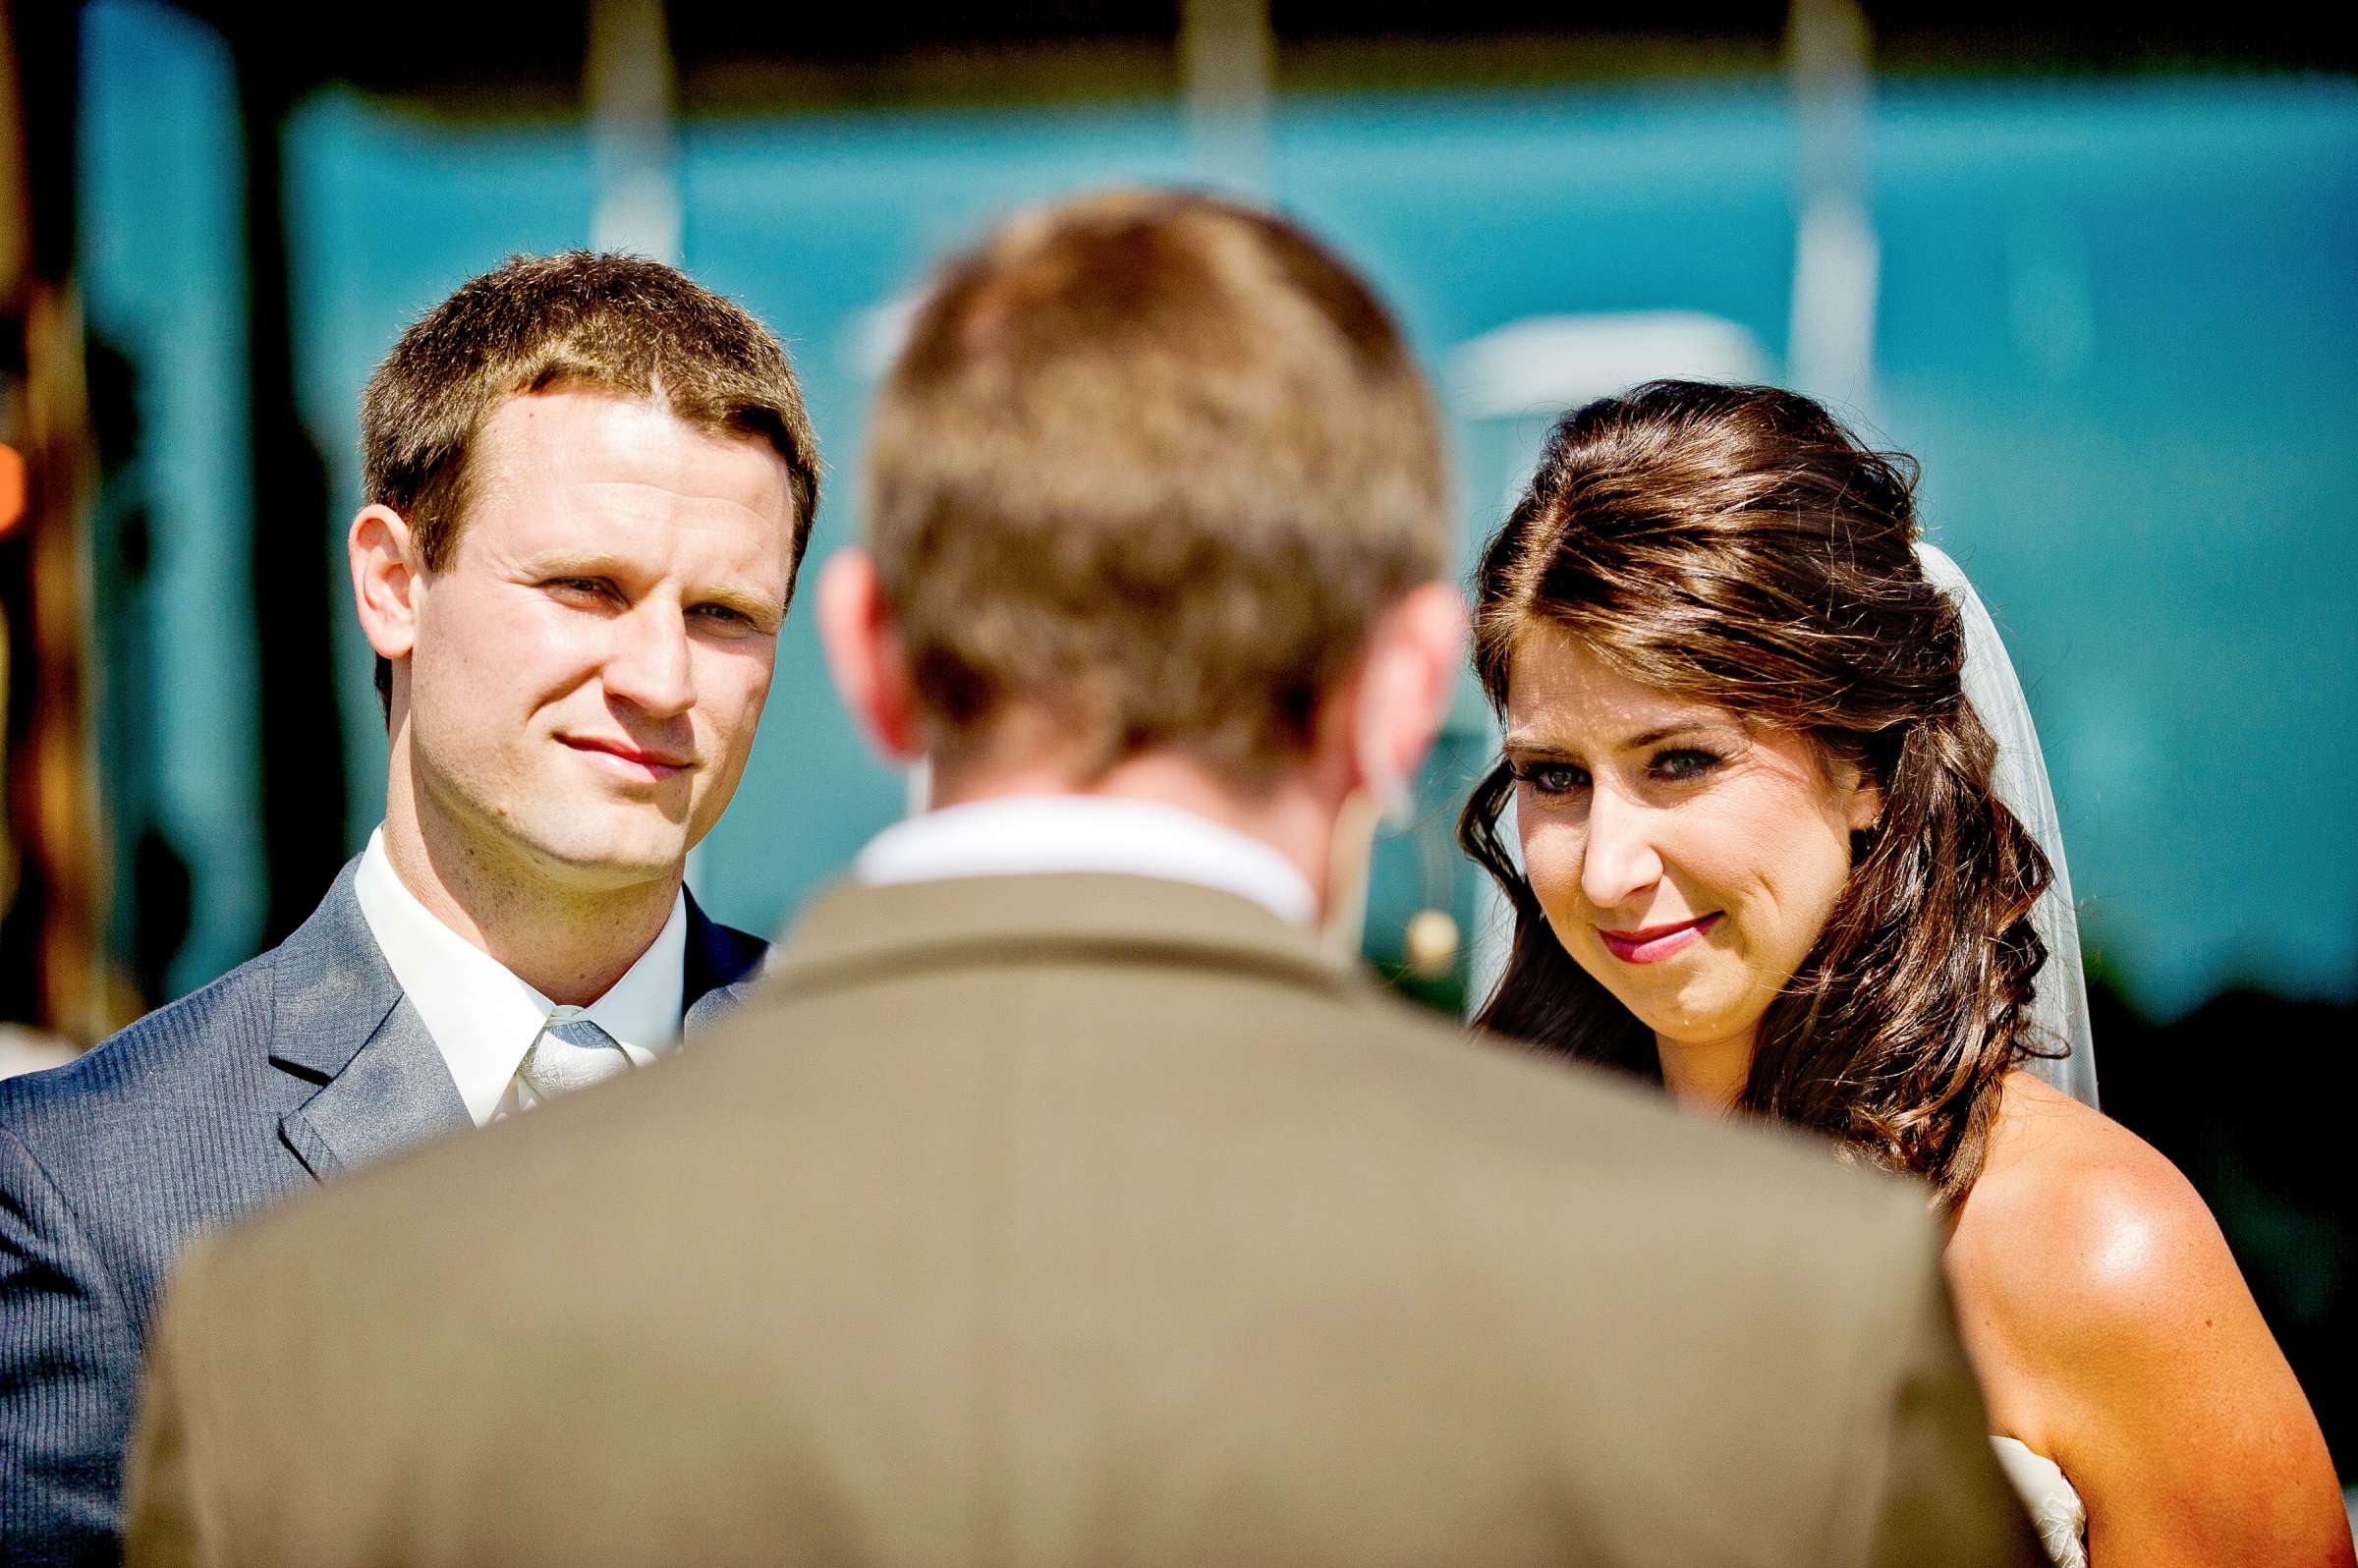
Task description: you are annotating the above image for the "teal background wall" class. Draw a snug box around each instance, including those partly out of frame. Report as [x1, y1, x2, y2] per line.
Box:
[78, 0, 2358, 1027]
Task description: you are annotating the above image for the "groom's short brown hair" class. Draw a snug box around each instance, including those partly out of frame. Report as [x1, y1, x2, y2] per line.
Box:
[360, 252, 819, 714]
[865, 189, 1448, 788]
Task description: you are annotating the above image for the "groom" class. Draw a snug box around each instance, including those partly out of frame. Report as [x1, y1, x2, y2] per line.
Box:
[0, 252, 818, 1564]
[123, 194, 2038, 1566]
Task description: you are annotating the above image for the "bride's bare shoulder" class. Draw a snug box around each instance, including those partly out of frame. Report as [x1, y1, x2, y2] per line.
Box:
[1949, 1084, 2351, 1563]
[1950, 1071, 2230, 1359]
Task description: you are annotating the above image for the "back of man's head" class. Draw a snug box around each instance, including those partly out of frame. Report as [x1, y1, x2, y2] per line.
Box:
[361, 252, 821, 713]
[862, 190, 1449, 790]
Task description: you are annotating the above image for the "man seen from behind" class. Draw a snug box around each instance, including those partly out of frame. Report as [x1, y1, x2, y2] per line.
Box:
[123, 195, 2037, 1567]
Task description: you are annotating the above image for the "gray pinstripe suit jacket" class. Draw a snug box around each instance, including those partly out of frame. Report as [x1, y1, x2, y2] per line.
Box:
[0, 860, 766, 1566]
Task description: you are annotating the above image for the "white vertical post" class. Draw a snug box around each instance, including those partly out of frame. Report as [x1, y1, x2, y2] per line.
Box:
[587, 0, 681, 264]
[1180, 0, 1274, 196]
[1785, 0, 1878, 409]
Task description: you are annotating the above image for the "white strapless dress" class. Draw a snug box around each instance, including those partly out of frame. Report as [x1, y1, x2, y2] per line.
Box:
[1992, 1435, 2088, 1567]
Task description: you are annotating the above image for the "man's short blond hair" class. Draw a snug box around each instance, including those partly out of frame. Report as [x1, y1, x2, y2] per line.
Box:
[865, 190, 1448, 787]
[361, 252, 820, 713]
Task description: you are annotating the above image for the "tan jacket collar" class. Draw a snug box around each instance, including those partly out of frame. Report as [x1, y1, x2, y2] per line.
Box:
[767, 873, 1356, 1001]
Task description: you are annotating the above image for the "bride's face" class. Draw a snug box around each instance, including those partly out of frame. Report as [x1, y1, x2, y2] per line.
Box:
[1504, 626, 1881, 1059]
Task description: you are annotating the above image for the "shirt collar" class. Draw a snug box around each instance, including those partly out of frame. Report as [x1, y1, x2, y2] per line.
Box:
[851, 795, 1319, 926]
[353, 826, 688, 1127]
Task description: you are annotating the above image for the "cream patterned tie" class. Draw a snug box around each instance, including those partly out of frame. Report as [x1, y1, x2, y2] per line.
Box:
[516, 1008, 635, 1106]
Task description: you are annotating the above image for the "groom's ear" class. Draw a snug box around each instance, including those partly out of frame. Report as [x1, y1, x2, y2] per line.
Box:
[815, 548, 923, 765]
[1342, 581, 1467, 803]
[350, 504, 422, 665]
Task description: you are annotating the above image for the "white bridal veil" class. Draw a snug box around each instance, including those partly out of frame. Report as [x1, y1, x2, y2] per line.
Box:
[1915, 543, 2100, 1108]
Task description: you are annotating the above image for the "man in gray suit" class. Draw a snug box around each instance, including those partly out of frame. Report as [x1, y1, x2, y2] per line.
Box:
[124, 194, 2038, 1566]
[1, 252, 818, 1563]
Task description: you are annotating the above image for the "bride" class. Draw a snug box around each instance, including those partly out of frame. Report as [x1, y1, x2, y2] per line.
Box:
[1457, 380, 2351, 1567]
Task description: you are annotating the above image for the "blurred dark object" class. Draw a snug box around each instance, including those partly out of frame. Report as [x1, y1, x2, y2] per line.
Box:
[2091, 975, 2356, 1469]
[161, 3, 2357, 119]
[3, 0, 215, 1039]
[1, 0, 119, 1042]
[84, 333, 196, 1002]
[223, 16, 347, 951]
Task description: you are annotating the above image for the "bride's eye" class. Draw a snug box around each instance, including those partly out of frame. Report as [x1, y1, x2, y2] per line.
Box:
[1651, 748, 1721, 783]
[1510, 759, 1589, 796]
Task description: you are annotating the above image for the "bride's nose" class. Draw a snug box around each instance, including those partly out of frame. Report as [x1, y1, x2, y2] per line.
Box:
[1579, 781, 1665, 912]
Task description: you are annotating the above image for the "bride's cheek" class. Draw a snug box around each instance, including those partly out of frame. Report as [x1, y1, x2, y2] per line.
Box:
[1518, 833, 1574, 910]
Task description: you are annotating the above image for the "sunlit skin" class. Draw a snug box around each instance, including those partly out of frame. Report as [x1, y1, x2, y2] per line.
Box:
[351, 388, 799, 1004]
[1505, 621, 2354, 1568]
[1949, 1076, 2352, 1567]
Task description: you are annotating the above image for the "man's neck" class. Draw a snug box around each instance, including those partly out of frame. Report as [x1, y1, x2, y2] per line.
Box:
[929, 753, 1343, 921]
[379, 786, 680, 1009]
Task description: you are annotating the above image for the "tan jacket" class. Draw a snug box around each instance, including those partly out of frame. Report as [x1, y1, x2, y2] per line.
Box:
[126, 874, 2041, 1567]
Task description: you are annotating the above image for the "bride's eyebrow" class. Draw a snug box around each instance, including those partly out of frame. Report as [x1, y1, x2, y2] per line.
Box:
[1506, 714, 1732, 757]
[1621, 723, 1718, 750]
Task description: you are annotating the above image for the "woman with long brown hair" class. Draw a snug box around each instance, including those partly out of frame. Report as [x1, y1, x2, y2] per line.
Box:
[1460, 380, 2349, 1567]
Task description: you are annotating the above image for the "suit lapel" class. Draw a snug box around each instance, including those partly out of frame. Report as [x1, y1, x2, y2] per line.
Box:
[681, 982, 755, 1038]
[279, 998, 468, 1180]
[268, 870, 767, 1177]
[680, 889, 770, 1038]
[268, 862, 470, 1181]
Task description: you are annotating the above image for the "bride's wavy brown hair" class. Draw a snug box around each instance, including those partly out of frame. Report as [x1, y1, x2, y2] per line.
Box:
[1458, 380, 2053, 1208]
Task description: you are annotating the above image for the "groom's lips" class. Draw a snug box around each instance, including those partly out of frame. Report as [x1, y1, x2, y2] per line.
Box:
[1597, 913, 1720, 965]
[559, 735, 694, 781]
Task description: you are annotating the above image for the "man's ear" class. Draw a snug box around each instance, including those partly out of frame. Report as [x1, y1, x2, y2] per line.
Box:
[1349, 581, 1469, 803]
[350, 504, 421, 663]
[815, 549, 924, 765]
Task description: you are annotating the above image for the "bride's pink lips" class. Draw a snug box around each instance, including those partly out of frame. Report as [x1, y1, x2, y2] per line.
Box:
[1596, 913, 1720, 965]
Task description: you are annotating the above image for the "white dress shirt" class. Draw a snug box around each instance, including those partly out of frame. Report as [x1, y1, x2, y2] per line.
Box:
[852, 795, 1319, 925]
[353, 827, 688, 1126]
